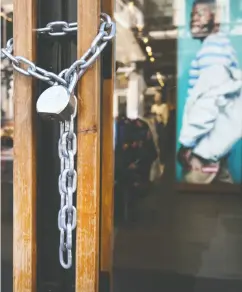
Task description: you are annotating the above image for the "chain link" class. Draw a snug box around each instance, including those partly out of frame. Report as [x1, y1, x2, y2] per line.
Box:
[1, 13, 115, 89]
[1, 12, 115, 270]
[64, 13, 115, 81]
[36, 21, 78, 36]
[58, 91, 77, 269]
[1, 38, 13, 60]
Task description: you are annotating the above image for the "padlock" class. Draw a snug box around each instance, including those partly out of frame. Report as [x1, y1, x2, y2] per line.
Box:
[36, 85, 76, 121]
[36, 71, 78, 122]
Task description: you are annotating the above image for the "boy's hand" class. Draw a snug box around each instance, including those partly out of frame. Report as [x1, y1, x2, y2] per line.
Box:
[177, 146, 192, 170]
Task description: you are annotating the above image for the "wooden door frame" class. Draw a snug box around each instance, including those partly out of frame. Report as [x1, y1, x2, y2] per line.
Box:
[13, 0, 37, 291]
[75, 1, 115, 291]
[13, 0, 114, 291]
[75, 0, 102, 291]
[100, 0, 115, 291]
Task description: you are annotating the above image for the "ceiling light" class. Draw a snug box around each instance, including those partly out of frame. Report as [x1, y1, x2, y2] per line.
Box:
[156, 72, 162, 79]
[158, 80, 164, 87]
[137, 25, 144, 31]
[143, 37, 149, 43]
[146, 46, 152, 53]
[148, 51, 152, 56]
[150, 57, 155, 62]
[149, 29, 178, 39]
[156, 72, 164, 86]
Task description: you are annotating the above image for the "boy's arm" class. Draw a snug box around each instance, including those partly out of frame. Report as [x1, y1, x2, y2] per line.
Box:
[179, 65, 230, 147]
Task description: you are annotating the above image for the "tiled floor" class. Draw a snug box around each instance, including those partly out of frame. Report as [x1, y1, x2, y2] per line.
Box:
[113, 268, 242, 292]
[114, 186, 242, 277]
[113, 171, 242, 291]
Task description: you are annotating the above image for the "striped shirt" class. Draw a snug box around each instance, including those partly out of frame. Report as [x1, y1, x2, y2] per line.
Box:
[188, 32, 239, 96]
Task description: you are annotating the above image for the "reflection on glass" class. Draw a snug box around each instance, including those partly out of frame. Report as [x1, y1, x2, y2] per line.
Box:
[113, 1, 242, 291]
[1, 4, 14, 292]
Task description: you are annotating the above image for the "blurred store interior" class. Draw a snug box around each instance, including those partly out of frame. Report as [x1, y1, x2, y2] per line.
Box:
[113, 1, 242, 291]
[1, 2, 14, 290]
[1, 0, 242, 291]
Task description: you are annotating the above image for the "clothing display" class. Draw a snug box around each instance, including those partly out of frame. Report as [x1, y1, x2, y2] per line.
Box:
[114, 115, 158, 223]
[140, 117, 162, 182]
[1, 61, 14, 183]
[115, 116, 157, 188]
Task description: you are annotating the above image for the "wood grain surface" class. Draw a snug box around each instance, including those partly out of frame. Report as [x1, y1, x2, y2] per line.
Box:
[100, 0, 115, 280]
[75, 1, 101, 291]
[13, 0, 37, 291]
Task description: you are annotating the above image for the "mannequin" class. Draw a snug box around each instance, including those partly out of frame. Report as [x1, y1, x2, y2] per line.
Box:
[151, 90, 169, 174]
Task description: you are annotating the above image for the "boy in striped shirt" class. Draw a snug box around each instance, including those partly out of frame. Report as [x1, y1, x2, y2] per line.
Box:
[177, 0, 242, 184]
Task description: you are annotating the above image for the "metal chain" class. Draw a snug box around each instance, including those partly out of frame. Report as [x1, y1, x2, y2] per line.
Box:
[1, 13, 115, 88]
[56, 13, 114, 269]
[36, 21, 77, 36]
[1, 38, 13, 61]
[1, 12, 115, 270]
[58, 89, 77, 269]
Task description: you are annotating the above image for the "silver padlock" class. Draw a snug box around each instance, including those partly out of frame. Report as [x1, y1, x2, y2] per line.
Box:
[36, 72, 78, 121]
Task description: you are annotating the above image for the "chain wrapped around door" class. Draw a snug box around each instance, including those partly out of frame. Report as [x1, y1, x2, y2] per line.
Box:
[1, 12, 116, 269]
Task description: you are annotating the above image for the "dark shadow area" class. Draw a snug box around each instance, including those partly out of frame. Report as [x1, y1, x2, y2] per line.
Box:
[113, 268, 242, 292]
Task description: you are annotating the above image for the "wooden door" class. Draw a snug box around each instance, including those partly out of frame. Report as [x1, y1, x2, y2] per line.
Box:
[13, 0, 114, 291]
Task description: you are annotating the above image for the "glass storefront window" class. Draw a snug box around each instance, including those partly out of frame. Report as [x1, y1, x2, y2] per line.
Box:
[114, 0, 242, 290]
[1, 0, 242, 291]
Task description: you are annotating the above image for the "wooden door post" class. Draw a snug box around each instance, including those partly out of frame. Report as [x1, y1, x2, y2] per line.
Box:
[75, 0, 101, 291]
[13, 0, 37, 291]
[100, 0, 115, 291]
